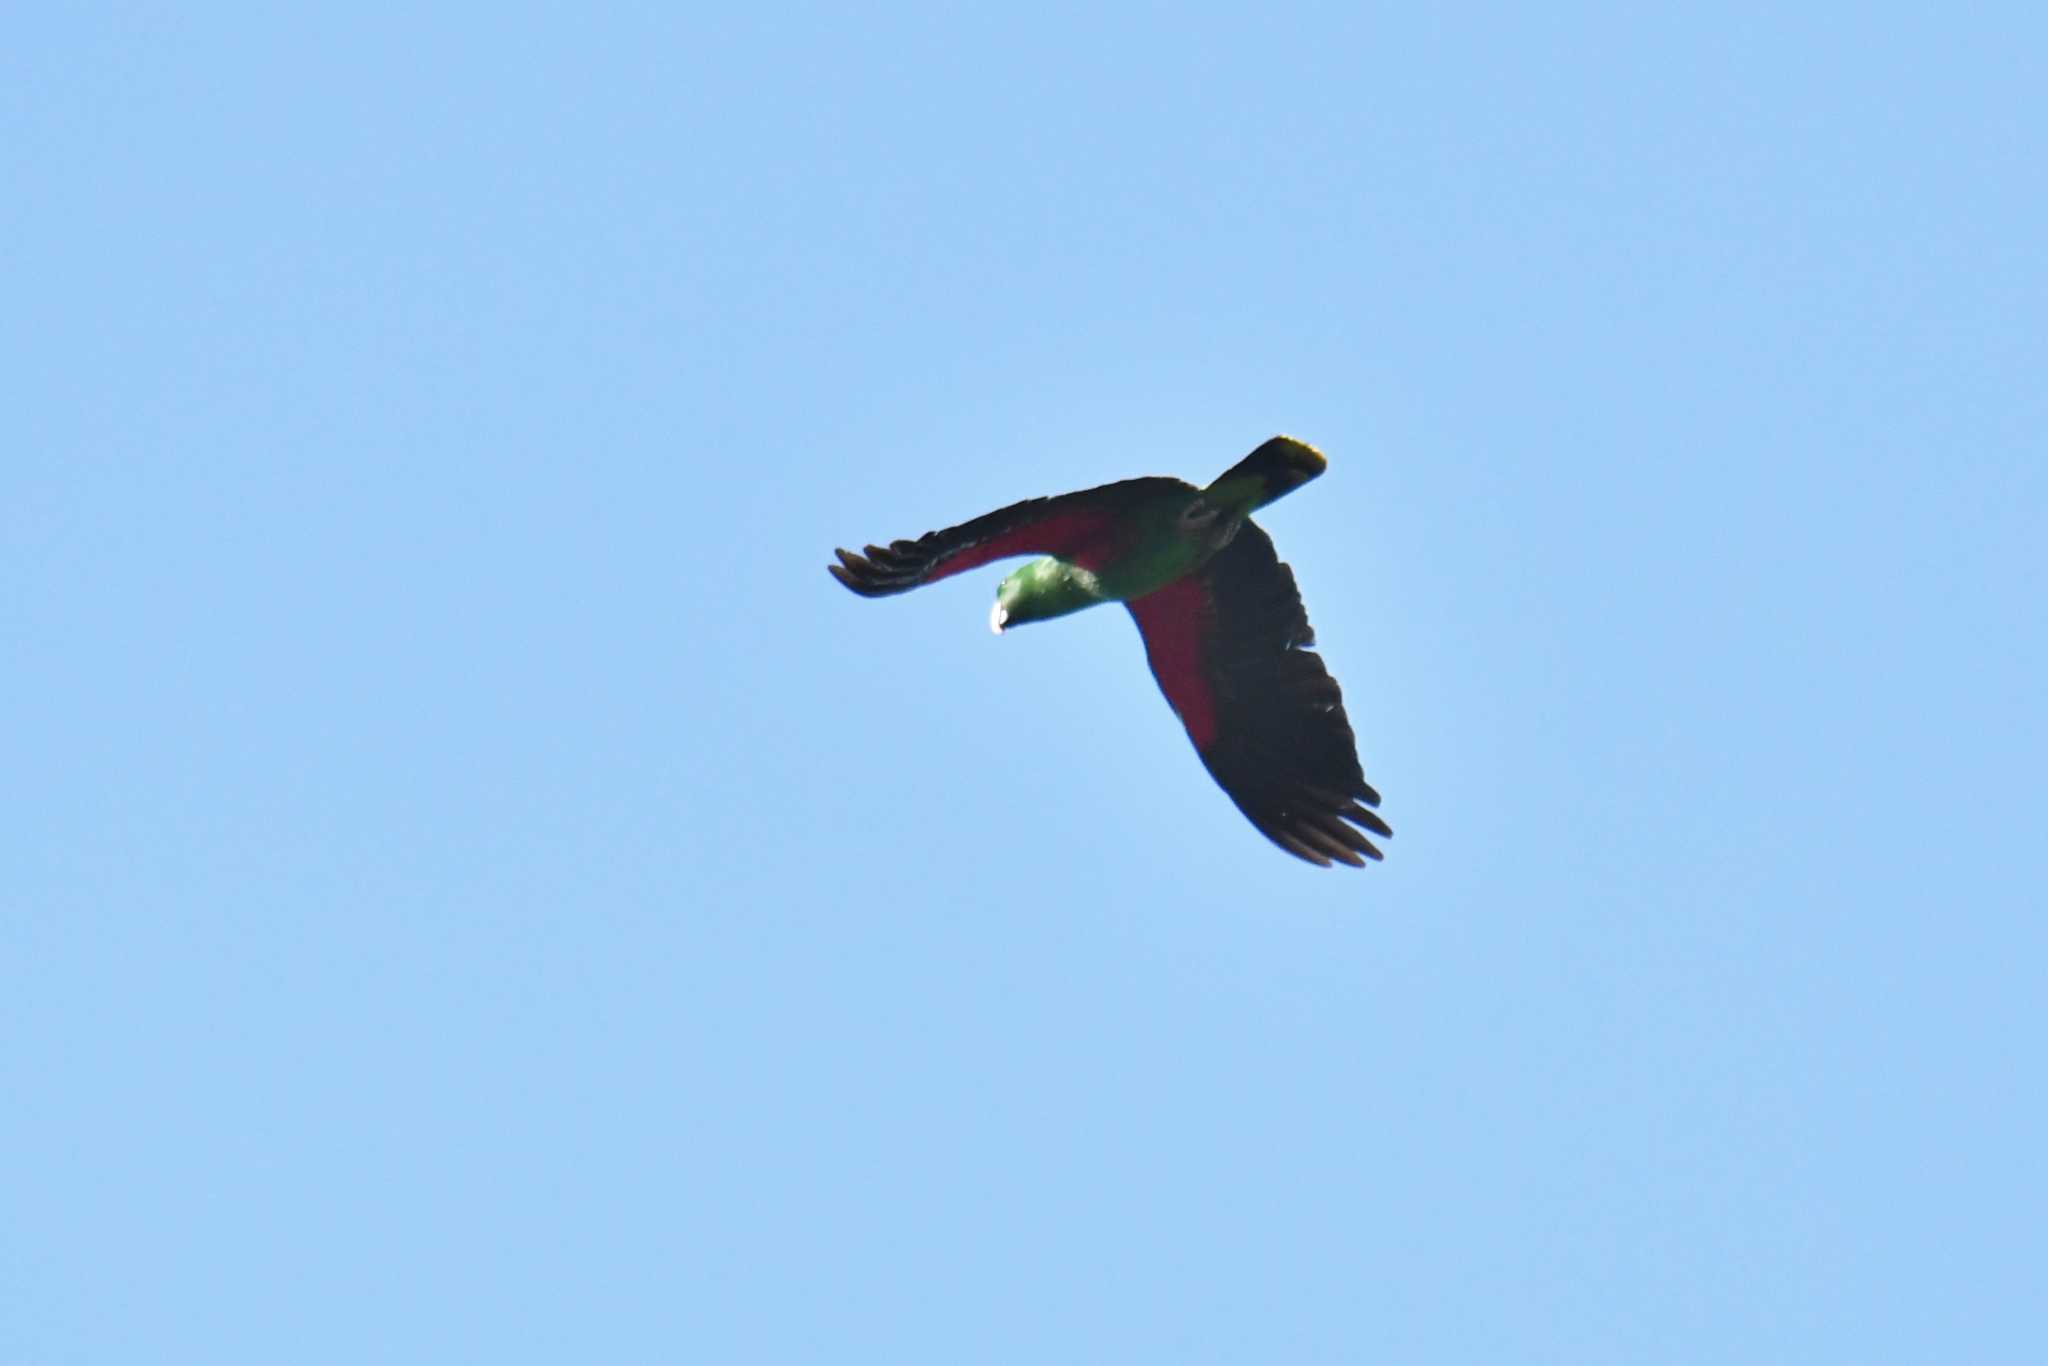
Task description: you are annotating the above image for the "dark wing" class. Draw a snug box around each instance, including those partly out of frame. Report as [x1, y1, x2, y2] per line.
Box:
[830, 477, 1190, 597]
[1126, 522, 1390, 868]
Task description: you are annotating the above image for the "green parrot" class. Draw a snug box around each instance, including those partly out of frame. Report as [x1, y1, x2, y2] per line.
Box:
[829, 436, 1390, 868]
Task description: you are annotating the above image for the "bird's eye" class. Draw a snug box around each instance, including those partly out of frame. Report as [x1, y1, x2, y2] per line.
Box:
[1179, 499, 1217, 530]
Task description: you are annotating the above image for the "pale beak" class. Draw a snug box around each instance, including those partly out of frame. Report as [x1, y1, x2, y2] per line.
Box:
[989, 601, 1008, 634]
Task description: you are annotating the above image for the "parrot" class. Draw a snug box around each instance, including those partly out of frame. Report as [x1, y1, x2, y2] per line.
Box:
[829, 436, 1389, 868]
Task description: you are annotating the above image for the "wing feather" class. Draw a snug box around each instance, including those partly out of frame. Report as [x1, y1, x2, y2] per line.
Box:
[1127, 522, 1389, 868]
[829, 478, 1188, 597]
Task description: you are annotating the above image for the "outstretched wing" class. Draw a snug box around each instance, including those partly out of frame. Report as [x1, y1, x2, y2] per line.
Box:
[829, 478, 1189, 597]
[1126, 522, 1389, 868]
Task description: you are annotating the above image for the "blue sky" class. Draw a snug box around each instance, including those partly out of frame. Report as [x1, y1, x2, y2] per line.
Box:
[5, 6, 2043, 1361]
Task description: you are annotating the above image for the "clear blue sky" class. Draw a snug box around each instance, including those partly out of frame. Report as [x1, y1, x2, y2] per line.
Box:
[6, 6, 2043, 1362]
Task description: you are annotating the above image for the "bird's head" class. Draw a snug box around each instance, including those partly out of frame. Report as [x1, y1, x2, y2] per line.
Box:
[989, 575, 1019, 633]
[989, 557, 1101, 633]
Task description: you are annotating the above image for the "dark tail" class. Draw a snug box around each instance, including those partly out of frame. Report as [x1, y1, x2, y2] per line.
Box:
[1204, 436, 1328, 513]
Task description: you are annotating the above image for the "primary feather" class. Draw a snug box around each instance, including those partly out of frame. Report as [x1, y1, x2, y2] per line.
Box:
[1127, 524, 1388, 867]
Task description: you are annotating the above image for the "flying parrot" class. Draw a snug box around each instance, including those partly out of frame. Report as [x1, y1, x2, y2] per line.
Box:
[829, 436, 1390, 868]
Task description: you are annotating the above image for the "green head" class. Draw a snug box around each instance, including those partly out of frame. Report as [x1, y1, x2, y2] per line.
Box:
[989, 556, 1106, 633]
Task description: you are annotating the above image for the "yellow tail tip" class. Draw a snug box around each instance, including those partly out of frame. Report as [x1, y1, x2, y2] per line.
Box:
[1207, 436, 1330, 512]
[1269, 435, 1327, 473]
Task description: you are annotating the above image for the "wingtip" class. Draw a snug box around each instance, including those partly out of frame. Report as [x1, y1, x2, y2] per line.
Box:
[1271, 830, 1336, 868]
[829, 550, 891, 597]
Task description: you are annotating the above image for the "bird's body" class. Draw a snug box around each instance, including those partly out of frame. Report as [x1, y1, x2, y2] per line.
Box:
[830, 437, 1390, 868]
